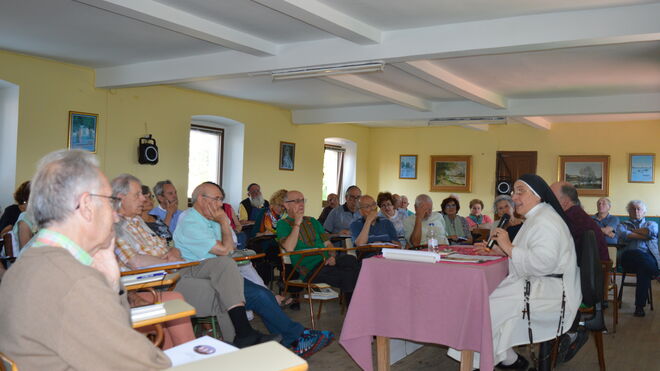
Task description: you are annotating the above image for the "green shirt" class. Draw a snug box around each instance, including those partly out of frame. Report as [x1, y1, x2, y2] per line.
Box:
[276, 216, 328, 279]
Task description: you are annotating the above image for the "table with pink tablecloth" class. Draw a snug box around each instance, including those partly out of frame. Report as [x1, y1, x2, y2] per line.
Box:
[339, 257, 509, 371]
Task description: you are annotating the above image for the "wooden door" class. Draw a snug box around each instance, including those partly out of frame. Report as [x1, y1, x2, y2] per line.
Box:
[495, 151, 537, 195]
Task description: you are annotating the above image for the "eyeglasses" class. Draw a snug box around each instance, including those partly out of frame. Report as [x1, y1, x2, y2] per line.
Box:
[202, 195, 224, 202]
[445, 204, 457, 208]
[359, 203, 377, 210]
[347, 195, 361, 200]
[142, 193, 155, 199]
[76, 193, 122, 210]
[285, 198, 306, 204]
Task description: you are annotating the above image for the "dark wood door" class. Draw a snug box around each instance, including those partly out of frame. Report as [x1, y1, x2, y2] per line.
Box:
[495, 151, 537, 195]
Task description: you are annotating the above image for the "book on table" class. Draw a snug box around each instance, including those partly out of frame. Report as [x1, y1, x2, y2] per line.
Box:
[131, 303, 166, 322]
[121, 270, 167, 285]
[303, 283, 339, 300]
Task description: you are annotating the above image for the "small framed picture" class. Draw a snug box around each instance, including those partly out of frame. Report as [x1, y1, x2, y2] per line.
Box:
[559, 155, 609, 196]
[68, 111, 98, 153]
[430, 155, 472, 192]
[399, 155, 417, 179]
[629, 153, 655, 183]
[279, 141, 295, 171]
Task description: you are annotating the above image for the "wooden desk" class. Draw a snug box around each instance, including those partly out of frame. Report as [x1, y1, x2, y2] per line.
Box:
[124, 273, 180, 292]
[121, 261, 200, 276]
[132, 299, 196, 329]
[166, 341, 307, 371]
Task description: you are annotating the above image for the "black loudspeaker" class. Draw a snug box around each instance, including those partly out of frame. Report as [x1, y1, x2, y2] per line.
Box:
[495, 177, 512, 195]
[138, 135, 159, 165]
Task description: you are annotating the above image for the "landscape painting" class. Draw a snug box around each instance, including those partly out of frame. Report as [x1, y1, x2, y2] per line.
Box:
[629, 153, 655, 183]
[430, 155, 472, 192]
[559, 155, 609, 196]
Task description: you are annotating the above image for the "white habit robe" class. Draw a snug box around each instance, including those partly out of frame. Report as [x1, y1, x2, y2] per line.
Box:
[449, 202, 581, 368]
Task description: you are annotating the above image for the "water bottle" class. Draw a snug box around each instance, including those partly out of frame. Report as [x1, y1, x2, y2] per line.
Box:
[427, 223, 438, 252]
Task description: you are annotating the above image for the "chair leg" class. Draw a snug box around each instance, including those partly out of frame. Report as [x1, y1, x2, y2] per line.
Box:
[612, 283, 618, 333]
[617, 273, 626, 309]
[648, 285, 654, 310]
[592, 330, 606, 371]
[317, 300, 324, 320]
[307, 288, 316, 329]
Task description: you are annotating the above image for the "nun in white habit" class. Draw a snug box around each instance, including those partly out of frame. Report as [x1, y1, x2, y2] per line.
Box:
[449, 174, 581, 369]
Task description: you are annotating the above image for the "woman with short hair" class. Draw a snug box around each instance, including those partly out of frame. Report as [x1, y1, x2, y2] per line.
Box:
[441, 197, 472, 245]
[466, 198, 493, 231]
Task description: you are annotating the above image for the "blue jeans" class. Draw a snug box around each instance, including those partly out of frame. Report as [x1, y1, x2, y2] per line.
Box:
[621, 249, 660, 307]
[243, 279, 304, 346]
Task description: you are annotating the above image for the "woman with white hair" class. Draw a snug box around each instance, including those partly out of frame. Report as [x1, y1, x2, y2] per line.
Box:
[616, 200, 660, 317]
[490, 195, 524, 241]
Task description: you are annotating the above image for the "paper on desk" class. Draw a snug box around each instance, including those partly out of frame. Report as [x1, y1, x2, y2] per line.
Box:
[165, 336, 238, 367]
[382, 248, 440, 263]
[139, 261, 189, 269]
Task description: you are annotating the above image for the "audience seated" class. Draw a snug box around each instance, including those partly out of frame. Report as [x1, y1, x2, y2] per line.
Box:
[399, 194, 414, 217]
[491, 195, 524, 241]
[376, 192, 406, 244]
[13, 208, 36, 251]
[112, 175, 280, 349]
[0, 181, 30, 235]
[616, 200, 660, 317]
[403, 194, 448, 247]
[317, 193, 338, 225]
[239, 183, 269, 223]
[466, 198, 493, 231]
[0, 150, 171, 370]
[173, 182, 333, 356]
[323, 186, 361, 235]
[248, 189, 287, 285]
[278, 190, 360, 304]
[592, 197, 620, 245]
[441, 197, 473, 245]
[350, 195, 400, 256]
[149, 180, 182, 234]
[551, 181, 609, 262]
[141, 185, 172, 241]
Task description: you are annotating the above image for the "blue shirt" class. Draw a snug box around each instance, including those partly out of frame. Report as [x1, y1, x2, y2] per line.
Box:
[617, 218, 660, 267]
[592, 213, 620, 244]
[173, 208, 220, 261]
[149, 206, 183, 234]
[349, 216, 398, 244]
[323, 204, 360, 233]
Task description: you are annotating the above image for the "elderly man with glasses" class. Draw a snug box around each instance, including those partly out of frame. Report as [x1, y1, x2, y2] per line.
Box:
[278, 190, 360, 304]
[323, 185, 362, 235]
[350, 195, 400, 247]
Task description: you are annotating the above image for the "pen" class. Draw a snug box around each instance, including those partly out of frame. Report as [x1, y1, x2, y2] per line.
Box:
[135, 272, 166, 280]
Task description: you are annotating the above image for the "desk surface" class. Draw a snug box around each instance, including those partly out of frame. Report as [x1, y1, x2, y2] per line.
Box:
[132, 299, 196, 328]
[165, 341, 307, 371]
[124, 273, 180, 291]
[339, 257, 508, 371]
[121, 261, 200, 276]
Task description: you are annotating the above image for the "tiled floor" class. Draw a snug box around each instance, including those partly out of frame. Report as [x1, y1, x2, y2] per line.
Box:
[249, 277, 660, 370]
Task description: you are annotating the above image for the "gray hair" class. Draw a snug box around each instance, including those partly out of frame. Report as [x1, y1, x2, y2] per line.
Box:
[627, 200, 647, 214]
[153, 180, 174, 197]
[28, 150, 102, 229]
[598, 197, 612, 208]
[559, 184, 580, 207]
[493, 195, 514, 212]
[111, 174, 141, 199]
[414, 194, 433, 208]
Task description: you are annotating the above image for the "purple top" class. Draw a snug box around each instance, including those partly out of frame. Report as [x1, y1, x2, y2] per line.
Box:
[564, 205, 610, 261]
[339, 257, 508, 371]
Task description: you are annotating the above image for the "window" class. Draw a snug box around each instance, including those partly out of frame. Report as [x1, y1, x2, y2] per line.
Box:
[322, 144, 345, 201]
[187, 125, 223, 197]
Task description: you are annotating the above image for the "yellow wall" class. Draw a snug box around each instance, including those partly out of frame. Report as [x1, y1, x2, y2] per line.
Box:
[367, 121, 660, 216]
[1, 50, 369, 216]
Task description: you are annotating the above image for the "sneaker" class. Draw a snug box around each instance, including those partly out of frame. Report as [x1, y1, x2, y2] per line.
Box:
[496, 353, 529, 370]
[233, 331, 283, 349]
[555, 333, 572, 363]
[634, 306, 645, 317]
[562, 327, 588, 363]
[290, 329, 334, 358]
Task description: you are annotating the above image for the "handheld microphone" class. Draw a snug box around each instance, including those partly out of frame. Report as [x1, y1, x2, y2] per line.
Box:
[486, 213, 510, 249]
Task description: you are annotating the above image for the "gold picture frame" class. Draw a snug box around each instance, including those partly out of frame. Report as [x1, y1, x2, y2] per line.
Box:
[67, 111, 98, 153]
[430, 155, 472, 192]
[279, 141, 295, 171]
[559, 155, 609, 196]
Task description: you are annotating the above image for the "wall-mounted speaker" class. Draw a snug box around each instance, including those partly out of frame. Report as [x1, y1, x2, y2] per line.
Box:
[495, 177, 512, 196]
[138, 135, 159, 165]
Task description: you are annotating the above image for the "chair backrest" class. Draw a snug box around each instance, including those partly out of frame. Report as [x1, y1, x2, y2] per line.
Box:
[580, 230, 604, 307]
[0, 351, 18, 371]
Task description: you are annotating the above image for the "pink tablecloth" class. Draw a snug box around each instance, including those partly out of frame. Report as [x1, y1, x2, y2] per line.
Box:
[339, 257, 509, 371]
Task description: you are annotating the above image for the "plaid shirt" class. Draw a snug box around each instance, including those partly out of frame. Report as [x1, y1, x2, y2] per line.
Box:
[114, 215, 169, 270]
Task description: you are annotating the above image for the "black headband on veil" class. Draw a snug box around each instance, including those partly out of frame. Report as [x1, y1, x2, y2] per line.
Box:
[517, 173, 571, 228]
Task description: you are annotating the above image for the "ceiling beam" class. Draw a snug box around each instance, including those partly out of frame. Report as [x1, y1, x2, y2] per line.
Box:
[291, 92, 660, 124]
[511, 117, 552, 130]
[95, 3, 660, 87]
[253, 0, 381, 44]
[323, 75, 431, 111]
[75, 0, 278, 56]
[397, 60, 507, 109]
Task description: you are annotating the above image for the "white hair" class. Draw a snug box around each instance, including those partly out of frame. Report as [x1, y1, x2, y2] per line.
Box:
[414, 194, 433, 208]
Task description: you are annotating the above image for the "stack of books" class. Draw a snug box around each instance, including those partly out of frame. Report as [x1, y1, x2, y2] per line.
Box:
[131, 303, 166, 322]
[303, 284, 339, 300]
[121, 270, 167, 286]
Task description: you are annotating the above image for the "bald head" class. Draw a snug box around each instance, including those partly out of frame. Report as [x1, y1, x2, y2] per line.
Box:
[550, 181, 579, 211]
[358, 195, 376, 218]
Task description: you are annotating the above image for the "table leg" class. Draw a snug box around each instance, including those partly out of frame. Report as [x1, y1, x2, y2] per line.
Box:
[460, 350, 473, 371]
[376, 336, 390, 371]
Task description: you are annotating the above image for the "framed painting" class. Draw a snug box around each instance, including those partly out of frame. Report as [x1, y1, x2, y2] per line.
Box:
[67, 111, 98, 153]
[559, 155, 609, 196]
[279, 141, 295, 171]
[430, 155, 472, 192]
[629, 153, 655, 183]
[399, 155, 417, 179]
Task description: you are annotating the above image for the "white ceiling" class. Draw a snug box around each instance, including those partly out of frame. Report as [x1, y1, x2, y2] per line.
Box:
[1, 0, 659, 130]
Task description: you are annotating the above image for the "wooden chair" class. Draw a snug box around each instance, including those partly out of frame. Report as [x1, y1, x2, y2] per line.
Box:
[471, 228, 490, 243]
[278, 245, 345, 329]
[0, 351, 18, 371]
[601, 260, 618, 333]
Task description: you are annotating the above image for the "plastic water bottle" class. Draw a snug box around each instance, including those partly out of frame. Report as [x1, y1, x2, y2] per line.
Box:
[427, 223, 438, 252]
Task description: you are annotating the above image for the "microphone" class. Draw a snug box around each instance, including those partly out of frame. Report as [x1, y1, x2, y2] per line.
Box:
[487, 213, 510, 249]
